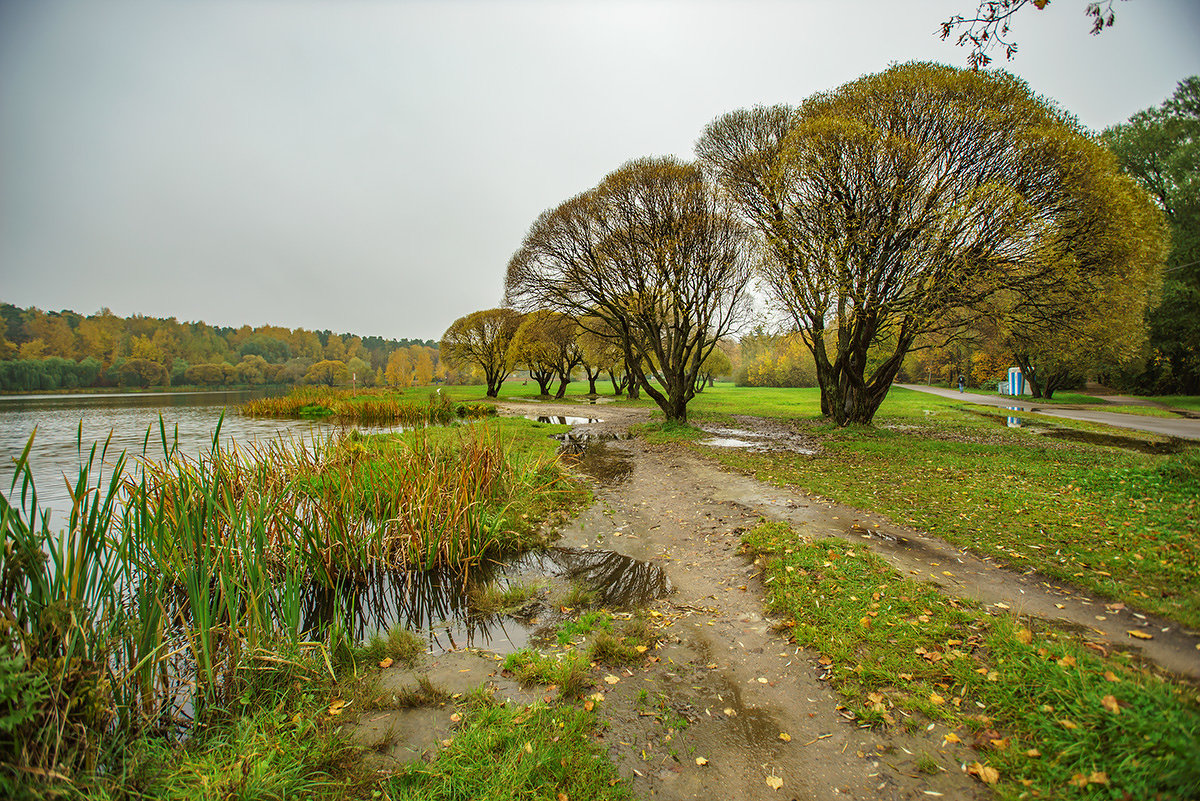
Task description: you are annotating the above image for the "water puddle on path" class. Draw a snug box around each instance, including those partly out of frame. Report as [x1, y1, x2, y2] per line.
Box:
[526, 415, 603, 425]
[310, 546, 670, 655]
[698, 427, 817, 455]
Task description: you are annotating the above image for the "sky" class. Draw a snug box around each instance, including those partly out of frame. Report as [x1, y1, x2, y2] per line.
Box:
[1, 0, 1198, 343]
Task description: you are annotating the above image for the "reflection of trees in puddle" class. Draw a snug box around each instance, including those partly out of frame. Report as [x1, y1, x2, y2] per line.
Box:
[510, 547, 672, 608]
[557, 440, 635, 482]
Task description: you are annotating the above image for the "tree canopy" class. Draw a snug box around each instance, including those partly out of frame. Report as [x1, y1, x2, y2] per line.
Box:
[439, 308, 523, 397]
[698, 62, 1166, 424]
[506, 157, 752, 423]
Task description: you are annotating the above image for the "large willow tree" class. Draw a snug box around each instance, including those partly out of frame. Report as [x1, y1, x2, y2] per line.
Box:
[506, 157, 751, 423]
[698, 62, 1165, 425]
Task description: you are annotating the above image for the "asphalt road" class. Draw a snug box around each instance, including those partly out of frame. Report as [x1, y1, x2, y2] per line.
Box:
[896, 383, 1200, 441]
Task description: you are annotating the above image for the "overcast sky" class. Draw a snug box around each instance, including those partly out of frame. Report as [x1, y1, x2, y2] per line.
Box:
[1, 0, 1197, 342]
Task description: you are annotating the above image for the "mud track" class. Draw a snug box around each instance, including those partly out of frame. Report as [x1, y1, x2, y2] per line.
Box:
[487, 401, 1200, 800]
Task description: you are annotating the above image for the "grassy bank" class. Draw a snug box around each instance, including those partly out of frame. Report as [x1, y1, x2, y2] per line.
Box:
[0, 416, 586, 795]
[670, 386, 1200, 628]
[743, 521, 1200, 800]
[240, 386, 497, 425]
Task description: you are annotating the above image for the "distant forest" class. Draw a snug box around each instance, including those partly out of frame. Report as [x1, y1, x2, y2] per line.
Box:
[0, 303, 466, 392]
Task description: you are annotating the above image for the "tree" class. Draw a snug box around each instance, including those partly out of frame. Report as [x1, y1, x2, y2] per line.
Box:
[698, 63, 1160, 425]
[940, 0, 1123, 69]
[994, 175, 1167, 398]
[694, 346, 732, 392]
[1104, 76, 1200, 393]
[385, 348, 413, 388]
[118, 358, 168, 387]
[506, 157, 752, 423]
[578, 318, 629, 395]
[508, 310, 582, 398]
[304, 359, 349, 387]
[412, 348, 435, 386]
[439, 308, 522, 397]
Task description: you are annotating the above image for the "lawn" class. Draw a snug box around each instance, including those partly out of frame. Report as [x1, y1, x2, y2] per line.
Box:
[651, 385, 1200, 629]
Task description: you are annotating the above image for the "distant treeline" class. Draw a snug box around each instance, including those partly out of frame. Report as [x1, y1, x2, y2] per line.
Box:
[0, 303, 469, 392]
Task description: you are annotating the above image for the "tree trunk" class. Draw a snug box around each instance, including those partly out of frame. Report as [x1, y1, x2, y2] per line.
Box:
[554, 373, 569, 398]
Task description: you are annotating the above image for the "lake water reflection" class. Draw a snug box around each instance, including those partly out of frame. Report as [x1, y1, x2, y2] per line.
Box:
[0, 389, 392, 525]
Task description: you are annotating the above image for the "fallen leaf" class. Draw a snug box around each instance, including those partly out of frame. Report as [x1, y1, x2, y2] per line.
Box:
[1025, 748, 1041, 757]
[441, 738, 453, 747]
[929, 692, 945, 706]
[378, 657, 394, 669]
[1088, 771, 1109, 785]
[1070, 773, 1089, 787]
[695, 757, 709, 766]
[942, 732, 961, 744]
[778, 732, 791, 742]
[1103, 670, 1120, 682]
[605, 675, 620, 685]
[1016, 628, 1033, 645]
[1056, 655, 1076, 668]
[584, 700, 595, 712]
[524, 742, 533, 754]
[327, 699, 347, 716]
[1059, 719, 1078, 730]
[450, 713, 461, 722]
[989, 738, 1009, 750]
[635, 645, 648, 653]
[967, 762, 999, 785]
[1101, 695, 1120, 714]
[765, 775, 784, 790]
[1127, 629, 1153, 640]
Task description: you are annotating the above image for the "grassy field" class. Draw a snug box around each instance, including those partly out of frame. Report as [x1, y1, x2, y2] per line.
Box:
[744, 521, 1200, 800]
[630, 385, 1200, 629]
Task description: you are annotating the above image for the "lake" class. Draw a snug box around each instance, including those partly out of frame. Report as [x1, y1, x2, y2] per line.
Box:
[0, 388, 380, 526]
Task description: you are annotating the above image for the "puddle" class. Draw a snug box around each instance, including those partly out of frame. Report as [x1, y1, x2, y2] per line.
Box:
[702, 437, 757, 448]
[698, 426, 817, 455]
[526, 415, 603, 425]
[559, 439, 634, 483]
[300, 546, 669, 655]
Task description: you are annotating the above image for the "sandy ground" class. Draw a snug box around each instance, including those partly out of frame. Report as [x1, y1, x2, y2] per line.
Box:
[353, 400, 1199, 800]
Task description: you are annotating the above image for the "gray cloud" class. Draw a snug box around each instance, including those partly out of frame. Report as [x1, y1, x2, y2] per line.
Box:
[2, 0, 1197, 340]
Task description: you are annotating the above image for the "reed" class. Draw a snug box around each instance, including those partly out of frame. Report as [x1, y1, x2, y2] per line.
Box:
[239, 387, 496, 427]
[0, 416, 581, 790]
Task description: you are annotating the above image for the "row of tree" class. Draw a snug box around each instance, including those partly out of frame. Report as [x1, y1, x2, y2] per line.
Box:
[0, 304, 449, 391]
[440, 308, 734, 401]
[488, 62, 1171, 424]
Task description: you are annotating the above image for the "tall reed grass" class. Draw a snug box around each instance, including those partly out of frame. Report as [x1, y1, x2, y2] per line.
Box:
[0, 418, 578, 791]
[239, 387, 496, 426]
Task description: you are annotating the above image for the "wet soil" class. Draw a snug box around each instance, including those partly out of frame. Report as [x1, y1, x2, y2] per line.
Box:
[351, 401, 1199, 799]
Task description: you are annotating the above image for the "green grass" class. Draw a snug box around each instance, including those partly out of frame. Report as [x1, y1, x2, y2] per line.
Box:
[677, 386, 1200, 628]
[744, 522, 1200, 801]
[386, 698, 629, 800]
[1095, 404, 1182, 418]
[467, 580, 546, 614]
[1146, 395, 1200, 411]
[502, 649, 592, 698]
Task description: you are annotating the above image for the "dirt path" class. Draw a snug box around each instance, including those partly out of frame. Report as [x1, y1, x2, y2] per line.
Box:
[361, 402, 1198, 798]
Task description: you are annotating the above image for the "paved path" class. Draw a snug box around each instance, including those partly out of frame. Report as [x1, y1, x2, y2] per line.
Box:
[897, 384, 1200, 441]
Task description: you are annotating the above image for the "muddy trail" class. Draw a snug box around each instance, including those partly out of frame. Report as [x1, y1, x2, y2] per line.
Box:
[355, 402, 1198, 799]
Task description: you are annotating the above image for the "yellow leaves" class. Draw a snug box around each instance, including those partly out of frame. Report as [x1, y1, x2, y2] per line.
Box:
[1101, 694, 1121, 714]
[604, 675, 621, 685]
[1016, 628, 1033, 645]
[1059, 719, 1079, 730]
[1070, 771, 1109, 787]
[524, 742, 533, 754]
[558, 794, 570, 801]
[942, 732, 961, 745]
[450, 713, 462, 722]
[1126, 629, 1153, 640]
[989, 737, 1009, 750]
[635, 645, 649, 653]
[858, 615, 872, 628]
[441, 738, 453, 748]
[583, 700, 595, 712]
[967, 762, 999, 785]
[1056, 655, 1076, 668]
[326, 699, 348, 716]
[1104, 669, 1120, 682]
[378, 657, 394, 669]
[765, 775, 784, 790]
[929, 692, 945, 706]
[778, 732, 792, 742]
[1025, 748, 1041, 757]
[695, 757, 709, 766]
